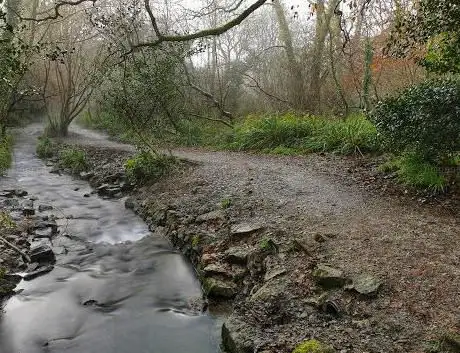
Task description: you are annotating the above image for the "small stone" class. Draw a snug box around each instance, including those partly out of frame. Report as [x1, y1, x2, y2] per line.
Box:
[80, 171, 94, 180]
[312, 264, 346, 288]
[83, 193, 90, 198]
[34, 228, 54, 239]
[15, 190, 28, 197]
[125, 197, 137, 210]
[38, 204, 53, 212]
[49, 166, 61, 174]
[22, 207, 35, 216]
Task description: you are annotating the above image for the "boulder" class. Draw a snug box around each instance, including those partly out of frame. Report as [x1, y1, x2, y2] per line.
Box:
[250, 276, 287, 301]
[203, 263, 232, 278]
[224, 246, 252, 265]
[29, 244, 55, 264]
[204, 278, 237, 298]
[23, 265, 54, 281]
[221, 316, 256, 353]
[348, 274, 381, 296]
[312, 264, 346, 288]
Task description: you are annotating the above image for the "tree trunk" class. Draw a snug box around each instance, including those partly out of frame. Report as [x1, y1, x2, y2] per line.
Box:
[272, 0, 305, 110]
[308, 0, 340, 113]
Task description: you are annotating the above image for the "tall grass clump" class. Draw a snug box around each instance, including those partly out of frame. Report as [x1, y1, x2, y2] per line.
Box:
[36, 136, 55, 158]
[379, 152, 447, 192]
[229, 113, 379, 155]
[0, 135, 13, 175]
[304, 114, 379, 154]
[229, 113, 318, 151]
[58, 148, 88, 173]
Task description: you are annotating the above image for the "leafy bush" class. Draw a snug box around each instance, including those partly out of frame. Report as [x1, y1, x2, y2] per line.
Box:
[36, 136, 55, 158]
[371, 78, 460, 160]
[58, 148, 88, 173]
[125, 151, 176, 184]
[0, 135, 13, 174]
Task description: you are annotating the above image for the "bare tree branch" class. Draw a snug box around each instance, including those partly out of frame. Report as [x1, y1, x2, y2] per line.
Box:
[21, 0, 96, 22]
[130, 0, 268, 52]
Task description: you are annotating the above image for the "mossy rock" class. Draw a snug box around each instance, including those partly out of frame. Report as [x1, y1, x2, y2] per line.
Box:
[292, 339, 335, 353]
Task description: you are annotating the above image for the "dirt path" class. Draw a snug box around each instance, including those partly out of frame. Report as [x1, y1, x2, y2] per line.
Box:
[65, 125, 460, 352]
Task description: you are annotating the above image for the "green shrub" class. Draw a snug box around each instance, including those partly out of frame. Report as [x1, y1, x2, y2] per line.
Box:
[125, 151, 176, 184]
[371, 78, 460, 160]
[0, 135, 13, 174]
[36, 136, 55, 159]
[58, 148, 88, 173]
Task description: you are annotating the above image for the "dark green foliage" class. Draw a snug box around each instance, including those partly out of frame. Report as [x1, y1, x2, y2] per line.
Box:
[125, 151, 176, 184]
[371, 78, 460, 160]
[36, 137, 55, 158]
[389, 0, 460, 73]
[58, 148, 88, 173]
[0, 135, 13, 174]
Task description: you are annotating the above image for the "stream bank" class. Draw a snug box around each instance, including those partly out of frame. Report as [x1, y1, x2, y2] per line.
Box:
[46, 130, 460, 353]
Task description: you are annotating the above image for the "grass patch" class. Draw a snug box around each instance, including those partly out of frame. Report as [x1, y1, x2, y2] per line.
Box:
[0, 135, 13, 175]
[58, 148, 88, 174]
[125, 151, 176, 184]
[227, 113, 379, 155]
[380, 152, 447, 192]
[36, 136, 55, 159]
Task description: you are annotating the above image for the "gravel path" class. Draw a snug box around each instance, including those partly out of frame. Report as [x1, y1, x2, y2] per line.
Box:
[65, 125, 460, 352]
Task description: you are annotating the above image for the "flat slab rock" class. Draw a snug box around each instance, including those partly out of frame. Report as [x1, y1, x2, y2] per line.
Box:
[230, 223, 264, 236]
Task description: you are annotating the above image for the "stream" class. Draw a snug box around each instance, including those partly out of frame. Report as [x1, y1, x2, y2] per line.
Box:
[0, 125, 221, 353]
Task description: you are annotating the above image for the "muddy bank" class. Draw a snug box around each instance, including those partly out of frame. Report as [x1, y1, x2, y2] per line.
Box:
[46, 140, 460, 353]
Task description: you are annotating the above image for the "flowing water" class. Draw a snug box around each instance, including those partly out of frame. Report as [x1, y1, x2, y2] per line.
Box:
[0, 125, 221, 353]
